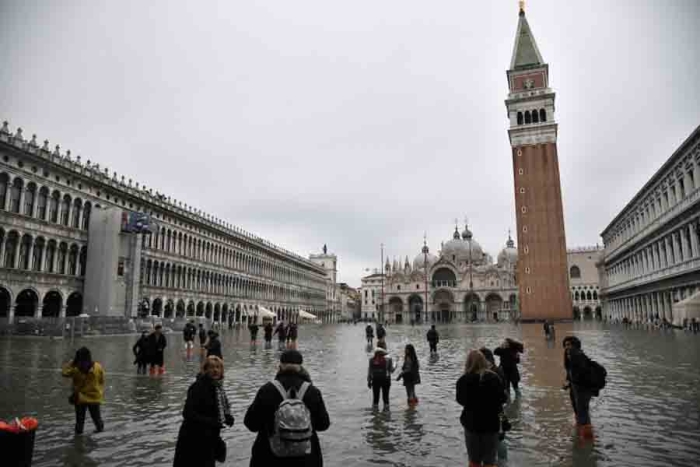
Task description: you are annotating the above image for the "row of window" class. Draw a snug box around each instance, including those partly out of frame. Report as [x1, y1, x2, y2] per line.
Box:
[0, 169, 321, 289]
[607, 156, 699, 249]
[572, 290, 598, 301]
[140, 258, 323, 302]
[516, 108, 547, 125]
[608, 222, 700, 286]
[0, 174, 92, 229]
[0, 229, 86, 276]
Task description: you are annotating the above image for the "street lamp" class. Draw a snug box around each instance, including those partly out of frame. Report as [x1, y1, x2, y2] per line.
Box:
[423, 233, 429, 324]
[380, 243, 385, 324]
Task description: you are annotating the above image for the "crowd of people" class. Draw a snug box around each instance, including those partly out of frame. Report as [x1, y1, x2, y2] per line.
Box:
[59, 320, 609, 467]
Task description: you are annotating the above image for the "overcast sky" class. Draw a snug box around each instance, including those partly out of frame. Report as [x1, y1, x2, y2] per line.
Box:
[1, 0, 699, 287]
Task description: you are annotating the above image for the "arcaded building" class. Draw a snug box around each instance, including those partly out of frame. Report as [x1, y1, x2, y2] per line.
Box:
[376, 224, 519, 324]
[0, 121, 332, 327]
[567, 246, 603, 319]
[600, 125, 700, 325]
[506, 6, 572, 321]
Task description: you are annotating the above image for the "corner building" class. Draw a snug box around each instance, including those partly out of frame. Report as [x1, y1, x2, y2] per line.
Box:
[505, 7, 572, 320]
[0, 121, 330, 328]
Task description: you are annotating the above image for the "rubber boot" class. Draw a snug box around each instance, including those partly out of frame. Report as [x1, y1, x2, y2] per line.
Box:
[468, 461, 480, 467]
[580, 424, 594, 439]
[158, 366, 166, 375]
[149, 366, 156, 376]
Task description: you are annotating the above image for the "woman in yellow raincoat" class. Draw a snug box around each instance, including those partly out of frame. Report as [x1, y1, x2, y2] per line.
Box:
[62, 347, 105, 434]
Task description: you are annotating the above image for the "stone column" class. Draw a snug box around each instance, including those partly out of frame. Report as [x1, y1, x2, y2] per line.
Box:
[672, 231, 682, 263]
[9, 303, 15, 324]
[59, 304, 66, 319]
[0, 238, 6, 268]
[18, 187, 26, 216]
[690, 223, 700, 258]
[664, 237, 672, 267]
[13, 239, 20, 269]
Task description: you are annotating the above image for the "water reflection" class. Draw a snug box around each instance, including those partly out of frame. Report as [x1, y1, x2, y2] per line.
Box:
[0, 323, 699, 466]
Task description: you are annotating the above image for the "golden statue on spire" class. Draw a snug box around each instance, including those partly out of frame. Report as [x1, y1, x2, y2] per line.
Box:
[519, 0, 525, 12]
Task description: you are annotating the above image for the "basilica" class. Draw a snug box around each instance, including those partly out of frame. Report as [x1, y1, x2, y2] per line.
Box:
[362, 223, 519, 323]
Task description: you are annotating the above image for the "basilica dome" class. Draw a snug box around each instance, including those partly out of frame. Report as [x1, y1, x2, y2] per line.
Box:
[413, 241, 438, 270]
[497, 234, 518, 267]
[441, 225, 484, 263]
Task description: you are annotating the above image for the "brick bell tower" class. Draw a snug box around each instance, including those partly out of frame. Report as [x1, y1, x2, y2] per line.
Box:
[506, 3, 572, 321]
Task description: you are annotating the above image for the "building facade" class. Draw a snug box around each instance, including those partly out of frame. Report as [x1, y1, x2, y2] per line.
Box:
[378, 224, 519, 324]
[506, 6, 572, 321]
[0, 121, 332, 327]
[567, 246, 603, 319]
[360, 272, 384, 320]
[338, 283, 360, 321]
[599, 125, 700, 326]
[308, 246, 340, 323]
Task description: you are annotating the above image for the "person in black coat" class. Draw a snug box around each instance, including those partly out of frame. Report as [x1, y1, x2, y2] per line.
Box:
[205, 330, 223, 359]
[426, 325, 439, 353]
[244, 350, 330, 467]
[147, 324, 168, 375]
[173, 356, 234, 467]
[263, 322, 274, 346]
[494, 338, 523, 399]
[132, 331, 149, 374]
[396, 344, 420, 406]
[563, 336, 594, 438]
[456, 349, 507, 467]
[274, 322, 288, 350]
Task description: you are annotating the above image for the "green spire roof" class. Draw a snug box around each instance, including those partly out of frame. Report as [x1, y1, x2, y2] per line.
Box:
[510, 11, 545, 70]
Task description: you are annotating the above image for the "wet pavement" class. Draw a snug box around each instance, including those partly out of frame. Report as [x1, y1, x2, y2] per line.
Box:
[1, 322, 699, 467]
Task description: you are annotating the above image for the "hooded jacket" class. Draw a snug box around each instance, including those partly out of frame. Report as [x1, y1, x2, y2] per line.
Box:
[456, 370, 506, 433]
[62, 362, 105, 404]
[244, 368, 330, 467]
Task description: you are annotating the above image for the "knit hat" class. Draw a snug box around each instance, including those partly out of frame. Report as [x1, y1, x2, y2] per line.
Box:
[280, 349, 303, 365]
[373, 347, 388, 355]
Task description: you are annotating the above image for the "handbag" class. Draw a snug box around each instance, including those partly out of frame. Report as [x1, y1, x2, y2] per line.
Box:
[214, 437, 227, 463]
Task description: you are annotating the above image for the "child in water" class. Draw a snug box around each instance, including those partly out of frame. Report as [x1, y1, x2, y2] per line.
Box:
[397, 344, 421, 406]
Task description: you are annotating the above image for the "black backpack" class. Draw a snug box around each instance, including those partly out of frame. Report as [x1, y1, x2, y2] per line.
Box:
[370, 357, 389, 381]
[586, 359, 607, 395]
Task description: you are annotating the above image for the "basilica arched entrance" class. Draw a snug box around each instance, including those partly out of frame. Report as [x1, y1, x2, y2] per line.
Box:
[152, 298, 163, 317]
[464, 292, 480, 322]
[408, 295, 423, 323]
[388, 297, 403, 324]
[485, 293, 503, 322]
[433, 290, 454, 322]
[164, 299, 174, 319]
[187, 301, 195, 317]
[176, 300, 186, 318]
[15, 289, 38, 317]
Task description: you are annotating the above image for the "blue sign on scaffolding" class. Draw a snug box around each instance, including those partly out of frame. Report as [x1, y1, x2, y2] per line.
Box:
[123, 212, 155, 233]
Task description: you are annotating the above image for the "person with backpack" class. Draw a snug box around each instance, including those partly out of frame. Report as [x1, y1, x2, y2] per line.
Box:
[494, 338, 524, 399]
[365, 324, 374, 346]
[480, 347, 510, 462]
[249, 322, 260, 346]
[456, 349, 507, 467]
[183, 321, 196, 351]
[147, 324, 168, 375]
[173, 356, 234, 467]
[426, 325, 439, 354]
[205, 330, 223, 360]
[367, 347, 396, 409]
[244, 350, 330, 466]
[287, 322, 299, 350]
[563, 336, 605, 439]
[396, 344, 420, 406]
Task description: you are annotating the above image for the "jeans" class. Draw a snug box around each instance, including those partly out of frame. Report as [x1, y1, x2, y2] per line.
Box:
[429, 342, 437, 353]
[464, 430, 499, 464]
[404, 384, 416, 400]
[573, 386, 592, 425]
[75, 404, 104, 434]
[372, 381, 390, 406]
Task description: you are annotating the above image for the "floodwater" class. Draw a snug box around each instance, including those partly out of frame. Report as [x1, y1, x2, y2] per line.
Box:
[1, 322, 699, 467]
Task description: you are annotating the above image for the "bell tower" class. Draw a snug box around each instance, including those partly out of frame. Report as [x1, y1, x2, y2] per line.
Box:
[505, 3, 572, 321]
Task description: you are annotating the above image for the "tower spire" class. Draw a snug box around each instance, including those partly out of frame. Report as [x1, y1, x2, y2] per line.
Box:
[510, 3, 544, 70]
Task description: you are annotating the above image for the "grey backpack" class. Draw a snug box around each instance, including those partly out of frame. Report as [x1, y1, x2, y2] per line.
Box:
[269, 380, 313, 458]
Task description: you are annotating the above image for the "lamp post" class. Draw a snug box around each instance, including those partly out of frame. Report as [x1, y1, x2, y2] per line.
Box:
[380, 243, 385, 324]
[423, 233, 429, 324]
[467, 224, 474, 323]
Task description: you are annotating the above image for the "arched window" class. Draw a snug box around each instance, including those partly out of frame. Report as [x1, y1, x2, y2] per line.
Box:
[49, 191, 60, 223]
[539, 108, 546, 122]
[517, 112, 523, 125]
[4, 231, 18, 267]
[57, 243, 68, 274]
[593, 290, 598, 300]
[9, 178, 23, 213]
[33, 237, 44, 271]
[37, 187, 48, 220]
[586, 291, 592, 301]
[72, 199, 82, 228]
[60, 195, 71, 226]
[0, 173, 8, 209]
[574, 291, 580, 301]
[45, 240, 56, 273]
[532, 109, 539, 123]
[24, 183, 36, 216]
[569, 265, 581, 279]
[19, 234, 32, 270]
[82, 202, 91, 230]
[524, 111, 531, 124]
[68, 245, 78, 275]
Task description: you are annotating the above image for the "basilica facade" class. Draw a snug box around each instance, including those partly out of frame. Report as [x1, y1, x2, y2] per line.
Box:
[378, 224, 519, 323]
